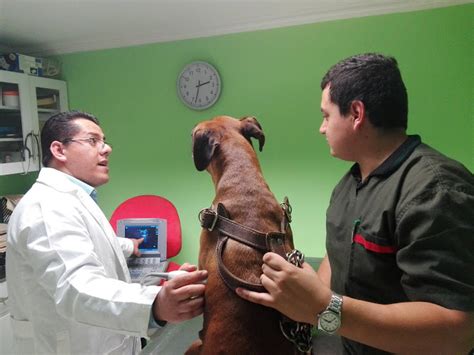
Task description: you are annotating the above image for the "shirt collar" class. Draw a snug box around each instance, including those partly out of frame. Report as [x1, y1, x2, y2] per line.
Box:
[63, 172, 98, 202]
[350, 135, 422, 181]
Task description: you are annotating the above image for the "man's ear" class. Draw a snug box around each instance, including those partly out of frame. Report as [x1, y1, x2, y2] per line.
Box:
[350, 100, 366, 130]
[50, 141, 67, 162]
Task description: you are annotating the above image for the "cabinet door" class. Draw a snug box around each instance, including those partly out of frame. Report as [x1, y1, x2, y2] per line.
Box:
[0, 71, 35, 175]
[0, 72, 68, 176]
[29, 76, 68, 135]
[28, 76, 68, 172]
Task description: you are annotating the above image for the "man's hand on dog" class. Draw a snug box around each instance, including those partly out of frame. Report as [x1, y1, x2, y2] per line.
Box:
[153, 263, 208, 324]
[236, 252, 332, 325]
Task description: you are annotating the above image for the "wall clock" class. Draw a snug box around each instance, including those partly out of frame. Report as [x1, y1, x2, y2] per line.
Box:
[177, 61, 221, 110]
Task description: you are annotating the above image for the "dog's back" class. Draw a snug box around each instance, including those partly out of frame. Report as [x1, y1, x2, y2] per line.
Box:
[188, 116, 298, 355]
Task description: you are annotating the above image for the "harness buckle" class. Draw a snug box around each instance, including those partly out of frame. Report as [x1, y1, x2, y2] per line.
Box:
[280, 198, 292, 223]
[198, 208, 218, 231]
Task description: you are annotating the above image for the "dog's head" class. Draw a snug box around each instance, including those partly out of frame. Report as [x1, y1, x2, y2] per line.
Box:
[192, 116, 265, 171]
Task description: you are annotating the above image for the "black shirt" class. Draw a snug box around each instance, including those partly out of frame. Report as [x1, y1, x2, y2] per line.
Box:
[326, 135, 474, 354]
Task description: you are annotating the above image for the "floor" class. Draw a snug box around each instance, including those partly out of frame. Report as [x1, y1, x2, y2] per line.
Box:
[141, 316, 201, 355]
[142, 315, 343, 354]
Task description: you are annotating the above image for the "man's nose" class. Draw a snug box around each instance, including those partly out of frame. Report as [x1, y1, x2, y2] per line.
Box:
[101, 144, 112, 155]
[319, 121, 327, 134]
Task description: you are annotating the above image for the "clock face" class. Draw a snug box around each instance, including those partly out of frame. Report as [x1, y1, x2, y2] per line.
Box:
[177, 61, 221, 110]
[320, 311, 340, 332]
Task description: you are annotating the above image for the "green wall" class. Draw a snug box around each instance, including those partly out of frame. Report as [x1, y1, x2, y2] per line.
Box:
[0, 173, 37, 196]
[2, 4, 472, 266]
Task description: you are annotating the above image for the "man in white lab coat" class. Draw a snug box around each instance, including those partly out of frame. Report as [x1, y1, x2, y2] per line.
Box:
[6, 111, 207, 354]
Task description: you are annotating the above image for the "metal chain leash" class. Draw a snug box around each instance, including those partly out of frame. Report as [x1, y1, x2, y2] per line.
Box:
[279, 249, 313, 353]
[286, 249, 304, 267]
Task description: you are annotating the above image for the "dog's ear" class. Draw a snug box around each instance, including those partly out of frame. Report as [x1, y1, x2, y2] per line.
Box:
[192, 130, 219, 171]
[239, 116, 265, 152]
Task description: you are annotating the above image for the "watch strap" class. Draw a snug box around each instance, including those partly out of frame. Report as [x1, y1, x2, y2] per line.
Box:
[327, 292, 343, 315]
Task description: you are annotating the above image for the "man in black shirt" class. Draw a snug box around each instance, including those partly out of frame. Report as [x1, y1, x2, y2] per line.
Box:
[237, 53, 474, 354]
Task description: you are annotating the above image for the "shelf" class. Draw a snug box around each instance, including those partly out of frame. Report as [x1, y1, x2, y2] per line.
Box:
[37, 108, 59, 114]
[0, 138, 22, 142]
[0, 105, 20, 112]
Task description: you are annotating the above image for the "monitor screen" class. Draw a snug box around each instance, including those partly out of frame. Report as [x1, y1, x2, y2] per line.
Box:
[116, 218, 167, 258]
[125, 225, 159, 252]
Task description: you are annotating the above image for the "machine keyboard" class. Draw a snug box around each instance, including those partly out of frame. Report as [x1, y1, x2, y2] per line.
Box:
[127, 257, 161, 267]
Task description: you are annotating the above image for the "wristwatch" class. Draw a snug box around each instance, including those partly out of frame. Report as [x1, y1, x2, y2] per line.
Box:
[317, 292, 343, 335]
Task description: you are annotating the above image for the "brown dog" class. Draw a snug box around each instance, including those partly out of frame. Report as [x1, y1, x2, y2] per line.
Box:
[187, 116, 304, 355]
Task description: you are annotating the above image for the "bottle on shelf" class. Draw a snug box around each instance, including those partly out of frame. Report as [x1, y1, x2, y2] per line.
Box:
[2, 90, 20, 108]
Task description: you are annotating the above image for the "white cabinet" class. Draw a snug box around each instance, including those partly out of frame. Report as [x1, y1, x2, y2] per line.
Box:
[0, 281, 14, 354]
[0, 71, 68, 176]
[0, 308, 14, 355]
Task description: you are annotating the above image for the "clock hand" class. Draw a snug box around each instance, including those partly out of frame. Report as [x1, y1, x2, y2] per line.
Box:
[194, 80, 201, 102]
[196, 80, 210, 88]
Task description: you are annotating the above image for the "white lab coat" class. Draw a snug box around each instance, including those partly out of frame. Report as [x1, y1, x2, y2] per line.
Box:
[6, 168, 160, 354]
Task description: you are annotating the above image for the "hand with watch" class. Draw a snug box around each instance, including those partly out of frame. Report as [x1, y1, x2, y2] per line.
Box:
[235, 253, 342, 332]
[317, 292, 343, 335]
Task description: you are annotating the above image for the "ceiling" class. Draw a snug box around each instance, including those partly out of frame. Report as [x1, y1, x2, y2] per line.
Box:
[0, 0, 470, 56]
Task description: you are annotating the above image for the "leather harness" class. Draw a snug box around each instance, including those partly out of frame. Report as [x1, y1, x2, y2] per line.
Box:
[198, 198, 313, 353]
[198, 200, 291, 292]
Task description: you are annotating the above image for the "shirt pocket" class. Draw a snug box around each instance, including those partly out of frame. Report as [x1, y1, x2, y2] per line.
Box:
[347, 226, 404, 303]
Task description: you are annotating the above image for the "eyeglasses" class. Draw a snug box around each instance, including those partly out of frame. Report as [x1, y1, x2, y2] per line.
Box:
[62, 137, 112, 150]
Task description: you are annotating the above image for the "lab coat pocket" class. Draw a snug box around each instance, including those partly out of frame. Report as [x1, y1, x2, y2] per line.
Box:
[10, 317, 35, 354]
[56, 330, 71, 354]
[105, 334, 134, 355]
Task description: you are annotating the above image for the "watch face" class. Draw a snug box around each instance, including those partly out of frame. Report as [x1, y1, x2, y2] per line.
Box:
[319, 311, 340, 333]
[177, 61, 221, 110]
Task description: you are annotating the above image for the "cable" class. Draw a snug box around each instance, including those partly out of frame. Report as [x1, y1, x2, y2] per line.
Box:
[139, 270, 207, 286]
[21, 131, 40, 175]
[139, 270, 188, 286]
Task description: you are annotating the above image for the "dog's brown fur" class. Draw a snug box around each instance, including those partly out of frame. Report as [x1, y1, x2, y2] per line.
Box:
[187, 116, 298, 355]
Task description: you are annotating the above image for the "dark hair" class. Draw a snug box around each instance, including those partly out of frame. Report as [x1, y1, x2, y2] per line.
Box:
[320, 53, 408, 129]
[41, 110, 100, 166]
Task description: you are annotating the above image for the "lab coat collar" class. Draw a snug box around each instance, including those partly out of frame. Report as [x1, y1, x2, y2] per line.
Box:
[36, 168, 88, 193]
[35, 168, 131, 282]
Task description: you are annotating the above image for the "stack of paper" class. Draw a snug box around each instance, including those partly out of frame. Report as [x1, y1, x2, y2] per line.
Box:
[0, 223, 7, 253]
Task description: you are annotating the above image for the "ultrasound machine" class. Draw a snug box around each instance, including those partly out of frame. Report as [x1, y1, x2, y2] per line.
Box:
[117, 218, 169, 283]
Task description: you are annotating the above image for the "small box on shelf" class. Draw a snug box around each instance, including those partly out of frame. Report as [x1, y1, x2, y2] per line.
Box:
[37, 94, 57, 107]
[0, 53, 43, 76]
